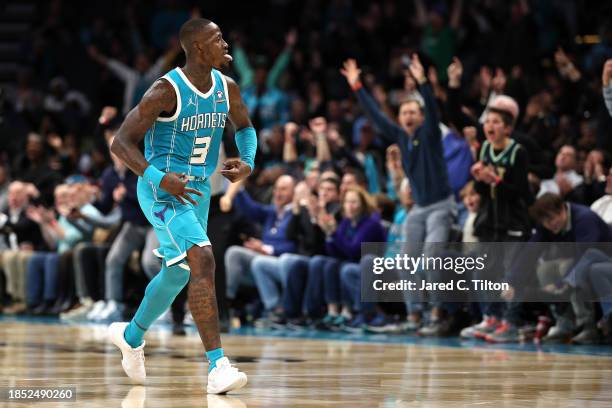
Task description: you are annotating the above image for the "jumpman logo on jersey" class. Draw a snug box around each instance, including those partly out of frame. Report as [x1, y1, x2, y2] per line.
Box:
[187, 95, 197, 108]
[153, 205, 170, 222]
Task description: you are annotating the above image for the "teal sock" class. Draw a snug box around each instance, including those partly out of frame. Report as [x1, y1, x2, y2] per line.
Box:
[123, 262, 190, 348]
[124, 319, 146, 348]
[206, 348, 224, 372]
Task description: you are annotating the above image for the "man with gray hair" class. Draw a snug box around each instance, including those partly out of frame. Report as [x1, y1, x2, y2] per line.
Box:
[222, 175, 297, 315]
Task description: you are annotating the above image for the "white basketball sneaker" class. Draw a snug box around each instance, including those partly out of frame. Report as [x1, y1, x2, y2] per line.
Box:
[109, 322, 146, 384]
[206, 357, 247, 394]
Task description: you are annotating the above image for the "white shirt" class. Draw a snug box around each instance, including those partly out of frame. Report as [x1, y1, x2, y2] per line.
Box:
[538, 170, 584, 197]
[463, 212, 479, 243]
[591, 194, 612, 225]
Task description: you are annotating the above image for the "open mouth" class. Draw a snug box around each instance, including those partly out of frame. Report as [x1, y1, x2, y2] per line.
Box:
[223, 51, 233, 62]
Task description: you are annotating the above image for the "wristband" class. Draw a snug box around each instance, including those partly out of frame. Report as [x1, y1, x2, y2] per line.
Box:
[143, 165, 165, 189]
[235, 127, 257, 174]
[351, 81, 363, 92]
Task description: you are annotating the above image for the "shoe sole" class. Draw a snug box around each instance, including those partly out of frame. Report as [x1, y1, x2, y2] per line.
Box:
[207, 373, 248, 394]
[473, 331, 494, 340]
[364, 325, 395, 333]
[108, 322, 146, 384]
[285, 325, 308, 331]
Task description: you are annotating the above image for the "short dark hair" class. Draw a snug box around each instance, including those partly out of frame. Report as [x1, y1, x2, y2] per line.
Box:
[343, 167, 367, 187]
[320, 177, 340, 191]
[487, 107, 514, 127]
[529, 193, 565, 221]
[179, 18, 213, 54]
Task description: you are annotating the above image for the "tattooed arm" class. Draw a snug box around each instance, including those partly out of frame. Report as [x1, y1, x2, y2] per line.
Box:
[111, 79, 202, 205]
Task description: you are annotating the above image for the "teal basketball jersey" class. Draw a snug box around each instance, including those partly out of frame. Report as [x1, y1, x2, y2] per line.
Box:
[144, 67, 230, 179]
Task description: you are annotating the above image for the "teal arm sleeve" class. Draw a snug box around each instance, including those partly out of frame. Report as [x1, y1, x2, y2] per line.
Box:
[142, 164, 165, 189]
[235, 127, 257, 173]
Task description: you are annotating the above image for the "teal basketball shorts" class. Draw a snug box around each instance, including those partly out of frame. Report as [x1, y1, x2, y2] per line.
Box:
[137, 177, 211, 267]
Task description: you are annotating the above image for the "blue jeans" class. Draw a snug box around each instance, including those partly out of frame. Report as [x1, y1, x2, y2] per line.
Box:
[251, 254, 285, 311]
[224, 245, 258, 300]
[567, 248, 612, 317]
[340, 259, 374, 314]
[589, 263, 612, 317]
[26, 252, 60, 306]
[304, 255, 340, 317]
[281, 253, 310, 318]
[565, 248, 612, 289]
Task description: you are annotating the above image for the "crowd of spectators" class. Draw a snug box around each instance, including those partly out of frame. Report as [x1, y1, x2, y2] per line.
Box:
[2, 0, 612, 344]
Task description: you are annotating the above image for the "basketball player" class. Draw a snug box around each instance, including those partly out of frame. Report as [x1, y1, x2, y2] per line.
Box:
[108, 18, 256, 394]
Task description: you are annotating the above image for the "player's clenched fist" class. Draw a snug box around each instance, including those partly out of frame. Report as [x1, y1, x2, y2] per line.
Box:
[160, 172, 203, 205]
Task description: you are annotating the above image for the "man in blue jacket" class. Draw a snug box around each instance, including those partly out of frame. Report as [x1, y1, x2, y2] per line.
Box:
[224, 175, 296, 308]
[340, 55, 457, 335]
[503, 193, 612, 343]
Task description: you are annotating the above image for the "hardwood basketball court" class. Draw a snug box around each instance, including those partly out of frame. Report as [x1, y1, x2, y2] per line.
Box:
[1, 319, 611, 407]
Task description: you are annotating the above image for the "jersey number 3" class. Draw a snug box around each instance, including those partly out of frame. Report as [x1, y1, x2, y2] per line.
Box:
[190, 136, 211, 165]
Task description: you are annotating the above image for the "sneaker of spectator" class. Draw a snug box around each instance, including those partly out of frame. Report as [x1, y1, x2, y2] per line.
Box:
[460, 315, 501, 339]
[485, 321, 520, 343]
[541, 321, 574, 343]
[341, 314, 368, 333]
[472, 317, 502, 340]
[50, 297, 75, 315]
[418, 317, 457, 337]
[29, 300, 56, 316]
[328, 314, 350, 331]
[418, 309, 462, 337]
[571, 325, 601, 345]
[285, 318, 310, 332]
[3, 302, 27, 315]
[86, 300, 107, 320]
[60, 298, 94, 321]
[363, 313, 395, 334]
[254, 310, 286, 330]
[313, 314, 338, 331]
[369, 313, 423, 335]
[96, 300, 124, 322]
[364, 320, 402, 334]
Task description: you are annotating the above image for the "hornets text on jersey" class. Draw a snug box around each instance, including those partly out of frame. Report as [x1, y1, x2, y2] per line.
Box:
[144, 67, 230, 179]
